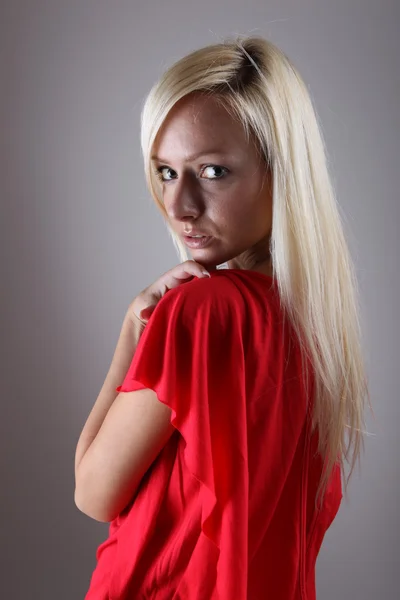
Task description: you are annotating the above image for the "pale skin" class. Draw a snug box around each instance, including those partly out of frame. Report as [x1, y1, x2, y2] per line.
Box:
[74, 93, 273, 522]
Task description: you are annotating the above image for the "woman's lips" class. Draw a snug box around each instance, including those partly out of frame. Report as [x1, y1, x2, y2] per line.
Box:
[183, 235, 214, 249]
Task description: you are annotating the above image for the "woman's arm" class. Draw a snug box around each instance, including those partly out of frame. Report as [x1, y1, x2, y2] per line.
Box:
[74, 261, 210, 521]
[74, 310, 144, 481]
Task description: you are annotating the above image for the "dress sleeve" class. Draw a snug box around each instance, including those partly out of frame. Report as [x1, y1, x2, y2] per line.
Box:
[115, 278, 248, 555]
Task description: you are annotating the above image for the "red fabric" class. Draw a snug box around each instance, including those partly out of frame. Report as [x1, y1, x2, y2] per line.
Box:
[84, 269, 343, 600]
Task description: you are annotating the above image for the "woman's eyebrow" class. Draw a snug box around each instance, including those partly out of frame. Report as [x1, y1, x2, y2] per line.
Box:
[150, 149, 227, 163]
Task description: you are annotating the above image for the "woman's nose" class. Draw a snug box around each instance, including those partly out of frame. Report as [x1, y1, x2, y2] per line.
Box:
[164, 173, 203, 222]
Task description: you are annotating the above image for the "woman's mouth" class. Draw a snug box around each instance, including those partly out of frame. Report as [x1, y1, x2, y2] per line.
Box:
[183, 235, 214, 249]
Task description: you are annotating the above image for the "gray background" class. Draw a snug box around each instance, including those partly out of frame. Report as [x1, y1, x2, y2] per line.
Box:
[1, 1, 398, 598]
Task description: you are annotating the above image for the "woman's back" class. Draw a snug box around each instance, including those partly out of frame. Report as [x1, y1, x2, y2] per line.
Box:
[84, 269, 342, 599]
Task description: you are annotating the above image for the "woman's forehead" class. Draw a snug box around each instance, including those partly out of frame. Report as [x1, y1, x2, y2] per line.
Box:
[152, 95, 250, 161]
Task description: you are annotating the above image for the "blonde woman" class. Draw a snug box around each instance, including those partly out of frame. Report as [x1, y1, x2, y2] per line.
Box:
[75, 36, 371, 600]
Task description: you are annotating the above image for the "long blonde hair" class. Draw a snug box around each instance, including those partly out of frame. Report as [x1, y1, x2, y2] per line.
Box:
[140, 35, 372, 506]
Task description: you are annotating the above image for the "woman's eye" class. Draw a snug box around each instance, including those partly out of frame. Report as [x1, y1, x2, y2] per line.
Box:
[154, 164, 228, 182]
[201, 165, 228, 179]
[155, 166, 176, 182]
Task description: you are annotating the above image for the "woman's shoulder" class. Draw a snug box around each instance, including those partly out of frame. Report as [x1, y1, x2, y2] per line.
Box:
[154, 269, 279, 333]
[167, 269, 247, 309]
[147, 271, 247, 336]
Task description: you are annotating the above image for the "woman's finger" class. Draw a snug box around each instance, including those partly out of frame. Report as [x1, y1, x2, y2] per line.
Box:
[158, 260, 210, 292]
[130, 261, 211, 326]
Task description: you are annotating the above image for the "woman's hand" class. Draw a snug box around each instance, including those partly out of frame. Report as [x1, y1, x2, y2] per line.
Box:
[128, 260, 211, 327]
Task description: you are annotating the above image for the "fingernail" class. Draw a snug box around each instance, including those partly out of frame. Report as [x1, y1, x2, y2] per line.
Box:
[202, 270, 211, 277]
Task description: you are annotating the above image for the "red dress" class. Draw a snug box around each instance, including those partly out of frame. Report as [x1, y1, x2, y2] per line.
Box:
[84, 269, 342, 600]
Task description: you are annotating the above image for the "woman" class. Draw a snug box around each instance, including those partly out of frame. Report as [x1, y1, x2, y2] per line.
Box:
[75, 36, 370, 599]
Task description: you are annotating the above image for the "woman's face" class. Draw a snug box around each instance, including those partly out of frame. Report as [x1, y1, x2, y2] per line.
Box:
[151, 93, 273, 272]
